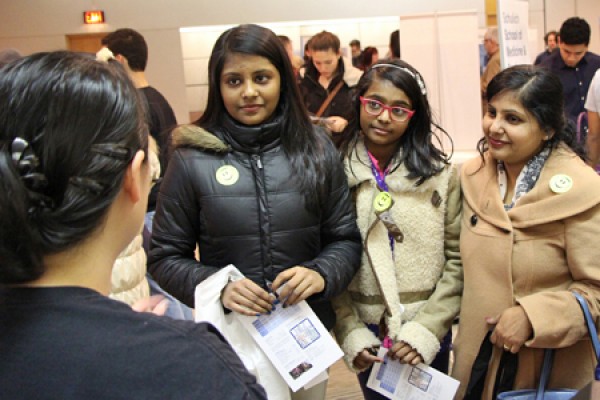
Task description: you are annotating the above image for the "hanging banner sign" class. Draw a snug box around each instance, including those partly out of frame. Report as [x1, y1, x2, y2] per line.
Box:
[497, 0, 529, 68]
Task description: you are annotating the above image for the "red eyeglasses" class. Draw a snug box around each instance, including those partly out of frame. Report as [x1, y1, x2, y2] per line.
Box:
[359, 97, 415, 122]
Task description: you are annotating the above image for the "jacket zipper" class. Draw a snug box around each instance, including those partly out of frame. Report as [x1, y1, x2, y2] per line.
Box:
[251, 154, 271, 284]
[253, 155, 263, 169]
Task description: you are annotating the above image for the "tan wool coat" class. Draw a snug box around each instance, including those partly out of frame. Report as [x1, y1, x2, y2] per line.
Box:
[333, 140, 463, 371]
[452, 144, 600, 399]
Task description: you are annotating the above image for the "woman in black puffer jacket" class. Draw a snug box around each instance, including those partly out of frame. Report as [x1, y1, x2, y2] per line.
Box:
[148, 24, 361, 338]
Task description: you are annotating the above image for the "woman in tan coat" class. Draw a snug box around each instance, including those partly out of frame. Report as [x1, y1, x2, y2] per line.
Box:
[452, 65, 600, 399]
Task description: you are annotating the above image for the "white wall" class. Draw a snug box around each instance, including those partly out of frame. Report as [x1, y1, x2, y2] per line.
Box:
[140, 29, 188, 125]
[401, 11, 482, 152]
[576, 0, 600, 55]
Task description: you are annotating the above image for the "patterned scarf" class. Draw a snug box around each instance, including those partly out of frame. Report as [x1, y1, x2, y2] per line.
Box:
[497, 147, 551, 211]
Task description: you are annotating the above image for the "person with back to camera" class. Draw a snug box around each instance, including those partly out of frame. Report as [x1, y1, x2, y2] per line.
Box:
[451, 65, 600, 399]
[332, 59, 463, 399]
[0, 51, 266, 399]
[100, 28, 177, 214]
[148, 24, 362, 400]
[298, 30, 363, 146]
[359, 46, 379, 71]
[388, 30, 401, 59]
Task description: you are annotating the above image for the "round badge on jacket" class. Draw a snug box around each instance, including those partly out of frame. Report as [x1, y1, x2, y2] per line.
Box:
[549, 174, 573, 193]
[216, 165, 239, 186]
[373, 191, 393, 212]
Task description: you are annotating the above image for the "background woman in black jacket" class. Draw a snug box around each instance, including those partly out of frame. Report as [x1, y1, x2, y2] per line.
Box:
[148, 24, 362, 399]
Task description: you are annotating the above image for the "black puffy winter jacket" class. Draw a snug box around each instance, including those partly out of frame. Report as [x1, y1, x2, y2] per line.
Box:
[148, 117, 361, 330]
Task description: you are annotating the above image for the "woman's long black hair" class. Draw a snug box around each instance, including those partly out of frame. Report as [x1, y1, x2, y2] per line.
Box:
[0, 51, 147, 283]
[197, 24, 330, 209]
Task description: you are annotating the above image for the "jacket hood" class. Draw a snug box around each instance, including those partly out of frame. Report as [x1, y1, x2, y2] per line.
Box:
[172, 125, 231, 153]
[172, 115, 282, 155]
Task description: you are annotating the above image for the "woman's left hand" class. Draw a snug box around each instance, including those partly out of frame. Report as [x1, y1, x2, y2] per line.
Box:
[487, 305, 533, 353]
[388, 341, 424, 365]
[271, 266, 325, 307]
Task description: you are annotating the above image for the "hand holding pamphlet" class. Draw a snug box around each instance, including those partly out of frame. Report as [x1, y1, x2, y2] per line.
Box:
[236, 295, 343, 392]
[367, 347, 459, 400]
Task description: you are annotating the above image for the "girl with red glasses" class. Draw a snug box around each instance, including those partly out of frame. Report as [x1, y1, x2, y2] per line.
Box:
[334, 59, 463, 399]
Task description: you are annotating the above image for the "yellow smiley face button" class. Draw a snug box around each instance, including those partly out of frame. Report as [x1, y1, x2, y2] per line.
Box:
[373, 192, 393, 212]
[216, 165, 239, 186]
[549, 174, 573, 194]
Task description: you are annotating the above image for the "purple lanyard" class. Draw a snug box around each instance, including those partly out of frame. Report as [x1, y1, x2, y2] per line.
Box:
[367, 152, 394, 253]
[367, 152, 389, 192]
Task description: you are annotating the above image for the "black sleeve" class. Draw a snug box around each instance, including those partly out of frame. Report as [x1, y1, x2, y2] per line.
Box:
[303, 131, 362, 299]
[148, 150, 221, 307]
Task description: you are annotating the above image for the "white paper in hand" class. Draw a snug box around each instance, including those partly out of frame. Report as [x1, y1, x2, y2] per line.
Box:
[236, 298, 342, 392]
[367, 347, 459, 400]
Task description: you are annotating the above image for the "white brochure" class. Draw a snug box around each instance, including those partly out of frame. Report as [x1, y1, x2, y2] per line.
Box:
[236, 299, 343, 392]
[367, 347, 459, 400]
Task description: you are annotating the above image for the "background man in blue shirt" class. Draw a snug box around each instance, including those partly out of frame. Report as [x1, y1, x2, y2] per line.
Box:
[540, 17, 600, 129]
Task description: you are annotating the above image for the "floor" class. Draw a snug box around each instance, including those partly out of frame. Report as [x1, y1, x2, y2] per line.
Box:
[326, 359, 363, 400]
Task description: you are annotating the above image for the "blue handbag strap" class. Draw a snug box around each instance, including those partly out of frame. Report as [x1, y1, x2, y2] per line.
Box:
[572, 291, 600, 359]
[533, 292, 599, 400]
[535, 349, 554, 400]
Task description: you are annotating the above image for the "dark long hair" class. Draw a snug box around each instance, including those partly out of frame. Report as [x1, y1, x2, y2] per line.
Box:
[0, 51, 147, 283]
[477, 64, 585, 160]
[359, 47, 378, 71]
[197, 24, 329, 209]
[339, 59, 451, 185]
